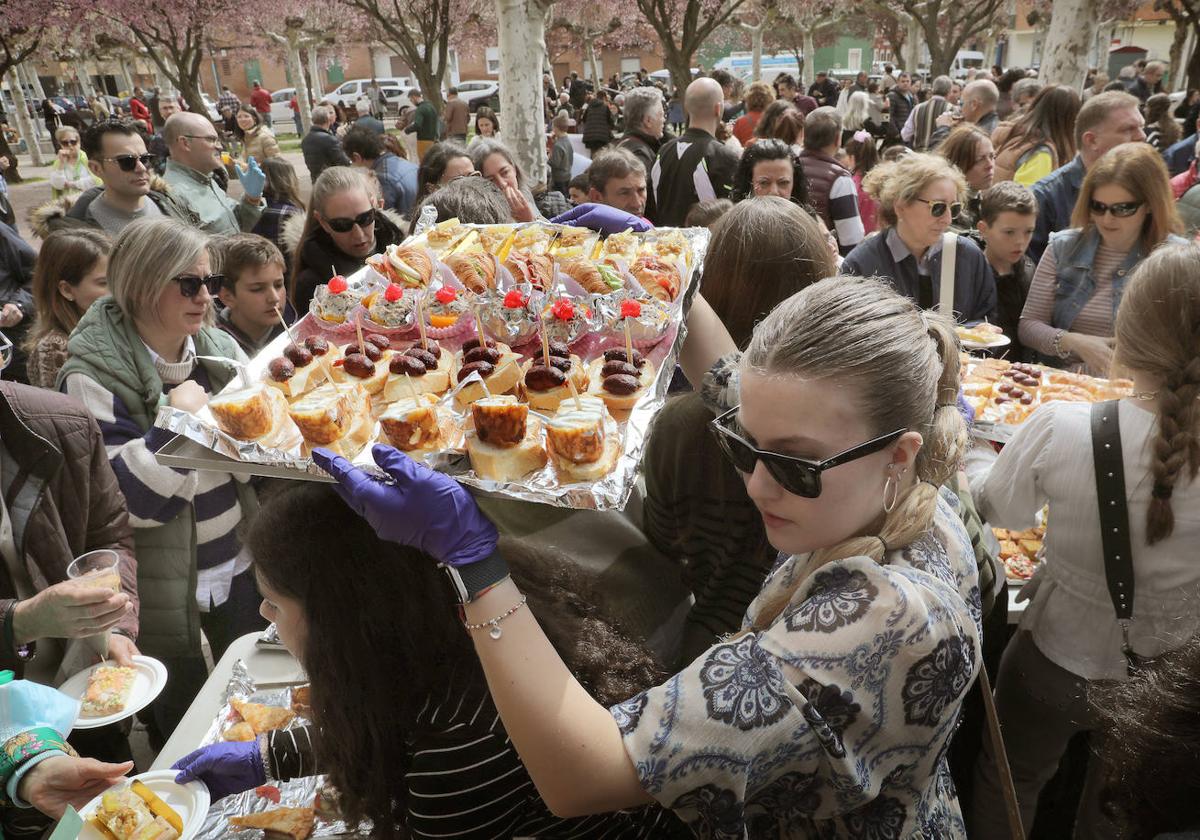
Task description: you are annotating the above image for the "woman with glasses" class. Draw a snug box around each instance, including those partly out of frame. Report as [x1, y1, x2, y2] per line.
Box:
[49, 126, 97, 200]
[58, 217, 265, 746]
[1019, 142, 1185, 376]
[285, 166, 405, 313]
[313, 273, 982, 837]
[936, 125, 995, 230]
[843, 152, 998, 323]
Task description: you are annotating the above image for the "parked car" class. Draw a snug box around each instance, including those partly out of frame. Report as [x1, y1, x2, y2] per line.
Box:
[199, 93, 221, 122]
[270, 87, 299, 132]
[324, 77, 411, 111]
[454, 80, 499, 112]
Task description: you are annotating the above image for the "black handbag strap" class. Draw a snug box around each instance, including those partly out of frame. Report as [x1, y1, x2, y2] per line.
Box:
[1090, 401, 1135, 622]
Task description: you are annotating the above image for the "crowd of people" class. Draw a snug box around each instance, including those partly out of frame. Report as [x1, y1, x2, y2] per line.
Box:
[2, 54, 1200, 840]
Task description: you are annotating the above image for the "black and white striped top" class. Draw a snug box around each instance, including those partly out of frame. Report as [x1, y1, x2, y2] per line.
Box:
[265, 680, 689, 839]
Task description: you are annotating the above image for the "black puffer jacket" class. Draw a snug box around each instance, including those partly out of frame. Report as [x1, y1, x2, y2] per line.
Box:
[582, 102, 614, 147]
[285, 209, 407, 313]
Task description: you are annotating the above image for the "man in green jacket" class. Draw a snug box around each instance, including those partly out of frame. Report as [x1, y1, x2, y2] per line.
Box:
[162, 112, 265, 235]
[404, 89, 439, 161]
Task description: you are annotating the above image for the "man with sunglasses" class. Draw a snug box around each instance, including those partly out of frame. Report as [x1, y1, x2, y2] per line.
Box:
[40, 120, 196, 237]
[163, 112, 265, 236]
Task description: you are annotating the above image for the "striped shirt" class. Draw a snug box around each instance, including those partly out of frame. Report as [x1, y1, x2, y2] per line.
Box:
[1019, 241, 1123, 374]
[64, 349, 252, 609]
[265, 676, 689, 839]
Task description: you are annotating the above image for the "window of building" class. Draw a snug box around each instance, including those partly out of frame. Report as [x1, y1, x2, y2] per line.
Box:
[847, 48, 862, 71]
[486, 48, 500, 75]
[620, 57, 640, 75]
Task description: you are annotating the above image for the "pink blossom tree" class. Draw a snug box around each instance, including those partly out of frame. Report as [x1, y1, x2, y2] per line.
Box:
[549, 0, 649, 89]
[636, 0, 753, 94]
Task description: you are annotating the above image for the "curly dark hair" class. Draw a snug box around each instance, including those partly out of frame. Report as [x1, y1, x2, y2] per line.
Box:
[1092, 635, 1200, 838]
[246, 481, 664, 840]
[729, 137, 810, 207]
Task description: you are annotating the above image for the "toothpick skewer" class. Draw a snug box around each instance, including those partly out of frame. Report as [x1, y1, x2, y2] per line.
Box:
[355, 312, 366, 356]
[474, 303, 487, 348]
[416, 296, 428, 346]
[278, 307, 335, 385]
[566, 373, 583, 412]
[405, 372, 421, 403]
[540, 329, 551, 369]
[624, 318, 634, 366]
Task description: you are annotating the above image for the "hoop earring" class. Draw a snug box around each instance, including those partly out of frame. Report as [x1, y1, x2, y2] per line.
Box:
[883, 474, 900, 513]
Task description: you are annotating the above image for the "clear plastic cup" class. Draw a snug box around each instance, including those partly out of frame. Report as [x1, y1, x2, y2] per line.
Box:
[66, 550, 121, 659]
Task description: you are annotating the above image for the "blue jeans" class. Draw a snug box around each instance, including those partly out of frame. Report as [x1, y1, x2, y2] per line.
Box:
[293, 113, 302, 135]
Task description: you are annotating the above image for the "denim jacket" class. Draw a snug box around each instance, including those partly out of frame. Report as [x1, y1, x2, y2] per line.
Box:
[1049, 227, 1189, 331]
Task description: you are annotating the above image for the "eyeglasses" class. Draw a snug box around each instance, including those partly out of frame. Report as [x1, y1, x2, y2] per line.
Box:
[182, 134, 221, 145]
[100, 153, 157, 172]
[324, 208, 377, 233]
[710, 406, 906, 498]
[171, 274, 223, 297]
[913, 197, 962, 219]
[1089, 199, 1144, 218]
[61, 138, 79, 146]
[450, 171, 482, 184]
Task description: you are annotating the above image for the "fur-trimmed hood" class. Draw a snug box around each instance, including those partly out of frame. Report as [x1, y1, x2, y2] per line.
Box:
[30, 173, 180, 240]
[279, 206, 407, 257]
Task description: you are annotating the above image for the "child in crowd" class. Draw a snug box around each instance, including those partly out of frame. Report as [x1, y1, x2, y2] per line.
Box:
[215, 234, 288, 356]
[548, 112, 574, 196]
[844, 130, 881, 234]
[567, 172, 589, 206]
[683, 198, 732, 229]
[24, 228, 111, 389]
[973, 181, 1037, 361]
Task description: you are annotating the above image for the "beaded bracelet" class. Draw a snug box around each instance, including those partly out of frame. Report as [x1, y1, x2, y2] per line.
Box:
[463, 594, 528, 640]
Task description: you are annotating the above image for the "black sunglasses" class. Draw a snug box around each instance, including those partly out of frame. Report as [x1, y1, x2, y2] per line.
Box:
[101, 153, 157, 172]
[171, 274, 223, 297]
[60, 138, 79, 146]
[1089, 199, 1143, 218]
[710, 406, 905, 498]
[325, 209, 377, 233]
[913, 197, 962, 219]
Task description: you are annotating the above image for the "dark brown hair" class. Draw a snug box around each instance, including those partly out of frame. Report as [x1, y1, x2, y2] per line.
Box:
[260, 157, 305, 212]
[994, 84, 1081, 164]
[1113, 242, 1200, 544]
[937, 123, 990, 182]
[25, 228, 112, 352]
[701, 196, 835, 348]
[1070, 141, 1182, 252]
[247, 482, 664, 839]
[218, 233, 285, 292]
[978, 180, 1037, 224]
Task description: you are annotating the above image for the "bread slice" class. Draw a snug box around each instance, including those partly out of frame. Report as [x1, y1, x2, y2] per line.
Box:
[454, 347, 523, 407]
[467, 418, 548, 482]
[585, 357, 656, 412]
[521, 356, 589, 411]
[331, 350, 393, 395]
[229, 807, 315, 840]
[80, 665, 137, 718]
[263, 346, 340, 399]
[382, 352, 454, 402]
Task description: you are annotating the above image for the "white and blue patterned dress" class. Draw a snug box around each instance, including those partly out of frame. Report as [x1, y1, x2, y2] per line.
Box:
[609, 355, 983, 839]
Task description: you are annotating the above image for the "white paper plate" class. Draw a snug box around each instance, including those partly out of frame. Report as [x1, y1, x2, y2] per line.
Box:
[961, 333, 1012, 350]
[77, 770, 210, 839]
[61, 655, 168, 729]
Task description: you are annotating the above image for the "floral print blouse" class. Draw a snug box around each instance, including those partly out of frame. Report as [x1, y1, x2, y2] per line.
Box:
[610, 353, 983, 838]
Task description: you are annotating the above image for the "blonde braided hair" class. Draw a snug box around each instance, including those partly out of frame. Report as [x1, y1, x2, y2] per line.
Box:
[741, 276, 967, 631]
[1114, 243, 1200, 545]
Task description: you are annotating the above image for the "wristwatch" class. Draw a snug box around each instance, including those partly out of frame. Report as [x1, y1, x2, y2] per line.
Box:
[439, 551, 510, 605]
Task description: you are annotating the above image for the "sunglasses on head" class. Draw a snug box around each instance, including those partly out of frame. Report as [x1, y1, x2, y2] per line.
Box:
[710, 406, 906, 498]
[324, 208, 377, 233]
[913, 197, 962, 219]
[171, 274, 223, 297]
[102, 153, 157, 172]
[1089, 199, 1143, 218]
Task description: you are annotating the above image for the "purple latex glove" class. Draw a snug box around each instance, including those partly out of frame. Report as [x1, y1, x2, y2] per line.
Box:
[172, 741, 264, 800]
[311, 443, 498, 567]
[550, 202, 652, 234]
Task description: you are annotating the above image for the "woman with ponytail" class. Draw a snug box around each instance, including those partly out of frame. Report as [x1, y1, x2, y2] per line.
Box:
[312, 276, 983, 837]
[968, 242, 1200, 839]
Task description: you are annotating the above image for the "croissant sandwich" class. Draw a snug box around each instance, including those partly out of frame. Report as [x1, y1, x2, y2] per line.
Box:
[444, 251, 497, 293]
[560, 259, 624, 295]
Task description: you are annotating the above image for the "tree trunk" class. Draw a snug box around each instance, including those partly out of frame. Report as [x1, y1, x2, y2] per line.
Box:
[584, 38, 601, 91]
[1038, 0, 1098, 90]
[802, 29, 816, 87]
[1168, 18, 1190, 92]
[118, 57, 134, 95]
[928, 42, 952, 77]
[306, 46, 322, 104]
[287, 42, 313, 133]
[665, 49, 693, 103]
[6, 69, 44, 167]
[177, 72, 208, 121]
[17, 65, 44, 139]
[751, 23, 764, 82]
[497, 0, 550, 189]
[902, 14, 921, 74]
[1188, 27, 1200, 90]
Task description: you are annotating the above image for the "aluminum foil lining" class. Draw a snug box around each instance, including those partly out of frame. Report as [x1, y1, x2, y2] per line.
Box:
[195, 660, 369, 839]
[154, 224, 711, 511]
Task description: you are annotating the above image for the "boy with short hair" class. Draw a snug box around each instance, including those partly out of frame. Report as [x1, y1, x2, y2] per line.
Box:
[974, 181, 1037, 361]
[567, 172, 589, 206]
[216, 234, 288, 356]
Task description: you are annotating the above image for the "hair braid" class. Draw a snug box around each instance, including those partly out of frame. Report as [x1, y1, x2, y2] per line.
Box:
[1147, 355, 1200, 544]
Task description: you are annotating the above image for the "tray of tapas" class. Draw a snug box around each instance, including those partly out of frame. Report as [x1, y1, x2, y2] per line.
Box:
[152, 220, 708, 511]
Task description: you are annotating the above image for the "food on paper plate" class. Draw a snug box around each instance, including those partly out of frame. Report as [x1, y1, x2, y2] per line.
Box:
[544, 395, 621, 482]
[366, 283, 415, 329]
[587, 350, 655, 412]
[453, 343, 522, 407]
[443, 251, 497, 294]
[229, 806, 315, 840]
[629, 254, 681, 303]
[310, 274, 363, 324]
[289, 383, 373, 457]
[503, 250, 555, 291]
[560, 259, 624, 294]
[467, 396, 548, 482]
[383, 343, 454, 401]
[90, 784, 182, 840]
[223, 721, 257, 742]
[956, 322, 1004, 345]
[995, 524, 1045, 581]
[231, 697, 296, 734]
[210, 384, 291, 443]
[80, 665, 137, 718]
[370, 243, 434, 288]
[522, 354, 588, 410]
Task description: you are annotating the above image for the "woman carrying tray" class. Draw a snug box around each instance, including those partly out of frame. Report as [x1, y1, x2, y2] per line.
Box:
[968, 243, 1200, 838]
[310, 274, 983, 837]
[58, 217, 265, 747]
